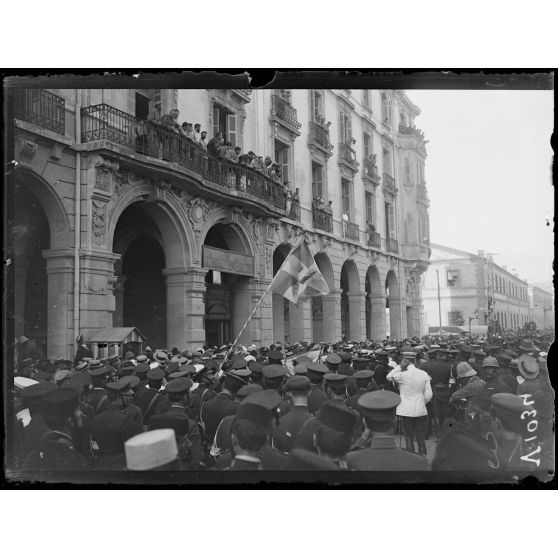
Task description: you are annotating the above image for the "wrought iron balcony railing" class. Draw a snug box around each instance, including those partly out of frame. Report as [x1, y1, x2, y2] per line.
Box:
[338, 143, 359, 169]
[383, 172, 397, 194]
[308, 121, 333, 152]
[367, 231, 381, 248]
[13, 89, 66, 135]
[344, 220, 359, 241]
[312, 207, 333, 233]
[386, 237, 399, 253]
[271, 95, 301, 130]
[81, 103, 286, 212]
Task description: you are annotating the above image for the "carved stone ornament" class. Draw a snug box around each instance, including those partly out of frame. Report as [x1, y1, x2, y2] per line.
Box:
[389, 256, 398, 269]
[18, 140, 38, 165]
[95, 168, 111, 192]
[265, 244, 274, 276]
[89, 154, 120, 172]
[266, 218, 280, 241]
[185, 197, 219, 233]
[369, 251, 379, 263]
[92, 199, 107, 246]
[320, 236, 331, 252]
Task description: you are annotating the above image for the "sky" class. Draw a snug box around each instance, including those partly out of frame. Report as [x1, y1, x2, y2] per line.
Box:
[407, 88, 554, 289]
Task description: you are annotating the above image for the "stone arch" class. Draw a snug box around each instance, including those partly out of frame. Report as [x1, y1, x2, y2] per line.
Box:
[201, 208, 257, 259]
[108, 186, 192, 269]
[366, 265, 385, 341]
[15, 168, 71, 250]
[314, 252, 335, 291]
[385, 269, 403, 340]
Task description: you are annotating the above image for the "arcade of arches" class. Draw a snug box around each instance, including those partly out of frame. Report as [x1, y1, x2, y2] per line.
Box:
[10, 176, 420, 359]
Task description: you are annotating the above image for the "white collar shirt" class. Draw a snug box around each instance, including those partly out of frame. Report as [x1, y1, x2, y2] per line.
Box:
[386, 364, 433, 417]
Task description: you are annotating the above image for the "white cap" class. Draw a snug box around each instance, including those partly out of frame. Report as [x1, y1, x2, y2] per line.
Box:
[245, 355, 256, 362]
[193, 364, 205, 374]
[125, 429, 178, 471]
[14, 377, 39, 389]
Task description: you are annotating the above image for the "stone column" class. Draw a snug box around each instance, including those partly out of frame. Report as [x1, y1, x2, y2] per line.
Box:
[42, 249, 75, 360]
[165, 267, 207, 352]
[79, 250, 120, 336]
[389, 296, 404, 341]
[289, 298, 312, 344]
[347, 292, 366, 341]
[370, 294, 387, 341]
[14, 257, 27, 339]
[257, 279, 273, 347]
[322, 290, 342, 343]
[272, 293, 285, 344]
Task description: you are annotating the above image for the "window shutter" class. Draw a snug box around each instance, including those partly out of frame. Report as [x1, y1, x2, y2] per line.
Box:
[389, 204, 396, 238]
[339, 112, 344, 144]
[347, 115, 352, 143]
[310, 91, 316, 122]
[227, 113, 236, 146]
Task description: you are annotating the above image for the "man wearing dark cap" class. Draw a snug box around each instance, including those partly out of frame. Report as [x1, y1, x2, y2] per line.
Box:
[24, 388, 90, 470]
[262, 364, 291, 416]
[325, 352, 342, 372]
[480, 357, 514, 405]
[421, 348, 452, 438]
[306, 362, 329, 415]
[133, 368, 167, 425]
[345, 370, 377, 412]
[272, 375, 312, 453]
[347, 391, 429, 471]
[82, 365, 109, 418]
[200, 368, 249, 443]
[105, 379, 143, 426]
[372, 350, 391, 389]
[470, 349, 486, 374]
[248, 360, 264, 387]
[90, 389, 143, 470]
[149, 378, 202, 469]
[310, 401, 357, 469]
[267, 349, 284, 365]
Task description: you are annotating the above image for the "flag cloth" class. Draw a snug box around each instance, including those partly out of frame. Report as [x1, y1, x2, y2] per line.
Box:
[270, 240, 330, 304]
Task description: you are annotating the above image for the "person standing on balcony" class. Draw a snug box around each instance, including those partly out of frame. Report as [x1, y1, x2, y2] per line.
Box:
[199, 131, 208, 151]
[207, 132, 223, 155]
[193, 123, 202, 145]
[147, 101, 163, 158]
[160, 109, 180, 160]
[326, 200, 333, 214]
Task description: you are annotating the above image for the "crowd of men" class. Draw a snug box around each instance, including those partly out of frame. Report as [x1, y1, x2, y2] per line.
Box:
[10, 331, 554, 475]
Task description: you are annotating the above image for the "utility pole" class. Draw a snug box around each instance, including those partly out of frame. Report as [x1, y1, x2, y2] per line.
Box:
[436, 268, 442, 335]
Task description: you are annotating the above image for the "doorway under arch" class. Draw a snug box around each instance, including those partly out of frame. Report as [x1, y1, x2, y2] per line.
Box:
[385, 269, 402, 340]
[114, 204, 167, 349]
[365, 265, 384, 341]
[312, 252, 335, 343]
[340, 260, 361, 341]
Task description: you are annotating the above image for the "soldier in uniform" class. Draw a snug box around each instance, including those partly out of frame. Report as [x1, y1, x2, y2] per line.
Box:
[470, 349, 486, 374]
[267, 349, 284, 365]
[480, 357, 514, 405]
[372, 349, 391, 389]
[306, 362, 328, 415]
[421, 348, 452, 438]
[261, 364, 291, 416]
[496, 352, 519, 393]
[125, 429, 180, 471]
[345, 370, 377, 412]
[81, 365, 109, 420]
[272, 375, 312, 454]
[104, 379, 144, 426]
[200, 368, 249, 443]
[24, 388, 90, 471]
[347, 391, 429, 471]
[325, 352, 342, 372]
[149, 378, 202, 469]
[135, 368, 170, 426]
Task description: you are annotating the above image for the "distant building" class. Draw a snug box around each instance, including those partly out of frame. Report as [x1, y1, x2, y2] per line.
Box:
[528, 285, 554, 330]
[423, 243, 530, 333]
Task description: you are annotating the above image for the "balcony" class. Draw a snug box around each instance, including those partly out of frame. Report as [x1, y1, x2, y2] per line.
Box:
[338, 142, 359, 173]
[312, 206, 333, 233]
[386, 238, 399, 254]
[362, 155, 381, 185]
[344, 220, 359, 241]
[81, 103, 286, 213]
[382, 172, 397, 196]
[399, 123, 426, 142]
[367, 231, 381, 248]
[308, 121, 333, 155]
[271, 95, 301, 134]
[13, 89, 65, 135]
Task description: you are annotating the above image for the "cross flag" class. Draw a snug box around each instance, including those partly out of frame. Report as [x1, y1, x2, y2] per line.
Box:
[270, 240, 330, 304]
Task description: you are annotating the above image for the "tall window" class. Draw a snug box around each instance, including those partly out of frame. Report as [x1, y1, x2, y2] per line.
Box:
[312, 162, 324, 199]
[310, 90, 325, 124]
[366, 192, 375, 224]
[363, 90, 371, 109]
[448, 310, 464, 326]
[447, 269, 459, 287]
[385, 201, 396, 239]
[339, 109, 352, 144]
[404, 157, 412, 184]
[341, 178, 353, 218]
[363, 132, 372, 159]
[381, 93, 392, 126]
[274, 140, 289, 185]
[213, 104, 236, 146]
[383, 147, 392, 175]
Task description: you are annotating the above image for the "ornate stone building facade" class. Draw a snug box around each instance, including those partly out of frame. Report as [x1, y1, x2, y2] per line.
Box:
[8, 87, 430, 359]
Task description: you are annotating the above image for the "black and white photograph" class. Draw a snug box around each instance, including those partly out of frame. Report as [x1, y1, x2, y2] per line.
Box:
[2, 71, 554, 486]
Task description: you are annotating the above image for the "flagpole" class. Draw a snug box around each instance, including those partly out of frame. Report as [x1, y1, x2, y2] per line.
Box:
[215, 279, 274, 378]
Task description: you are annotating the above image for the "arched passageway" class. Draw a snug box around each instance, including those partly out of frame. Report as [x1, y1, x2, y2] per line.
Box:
[366, 266, 385, 341]
[385, 269, 403, 341]
[340, 260, 362, 341]
[312, 252, 336, 343]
